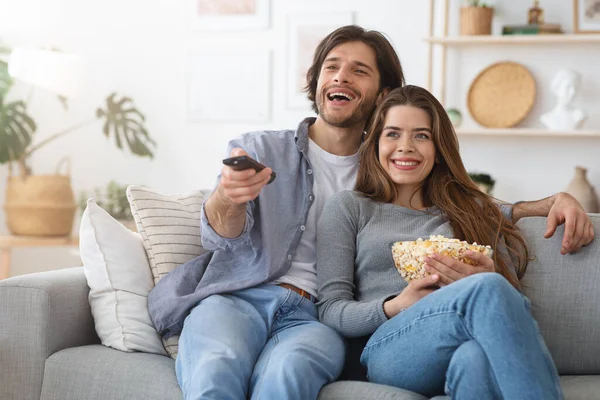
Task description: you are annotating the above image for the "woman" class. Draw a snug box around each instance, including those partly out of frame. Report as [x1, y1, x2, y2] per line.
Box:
[316, 85, 563, 399]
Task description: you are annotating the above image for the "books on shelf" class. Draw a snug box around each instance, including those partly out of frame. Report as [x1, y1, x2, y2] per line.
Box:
[502, 23, 563, 35]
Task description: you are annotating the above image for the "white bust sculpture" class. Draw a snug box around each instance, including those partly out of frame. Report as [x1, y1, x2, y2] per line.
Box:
[541, 69, 587, 130]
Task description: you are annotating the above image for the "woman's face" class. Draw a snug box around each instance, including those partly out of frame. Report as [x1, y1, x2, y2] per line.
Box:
[378, 105, 436, 194]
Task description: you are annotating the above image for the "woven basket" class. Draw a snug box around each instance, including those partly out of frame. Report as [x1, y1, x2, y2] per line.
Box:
[467, 61, 536, 128]
[4, 158, 76, 237]
[460, 6, 494, 35]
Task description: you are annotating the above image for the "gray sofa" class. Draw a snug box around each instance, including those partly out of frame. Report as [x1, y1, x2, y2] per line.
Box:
[1, 216, 600, 400]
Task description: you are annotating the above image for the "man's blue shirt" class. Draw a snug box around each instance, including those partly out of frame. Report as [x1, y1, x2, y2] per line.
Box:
[148, 118, 317, 338]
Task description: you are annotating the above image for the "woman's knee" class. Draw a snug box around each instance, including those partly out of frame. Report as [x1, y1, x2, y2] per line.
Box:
[464, 272, 518, 298]
[449, 340, 488, 372]
[459, 273, 529, 321]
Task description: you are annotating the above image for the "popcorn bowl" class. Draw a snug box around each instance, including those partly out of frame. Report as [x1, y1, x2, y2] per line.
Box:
[390, 235, 493, 283]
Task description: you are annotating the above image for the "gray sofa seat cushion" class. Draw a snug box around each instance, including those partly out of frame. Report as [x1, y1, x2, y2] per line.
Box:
[560, 376, 600, 400]
[41, 345, 181, 400]
[320, 376, 600, 400]
[38, 344, 600, 400]
[319, 381, 428, 400]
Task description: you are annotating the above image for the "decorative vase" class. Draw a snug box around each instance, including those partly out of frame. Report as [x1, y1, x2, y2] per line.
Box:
[565, 166, 600, 214]
[460, 6, 494, 36]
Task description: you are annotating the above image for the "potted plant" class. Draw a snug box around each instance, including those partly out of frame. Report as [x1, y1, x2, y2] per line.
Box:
[469, 172, 496, 194]
[0, 45, 156, 236]
[78, 181, 137, 230]
[460, 0, 494, 35]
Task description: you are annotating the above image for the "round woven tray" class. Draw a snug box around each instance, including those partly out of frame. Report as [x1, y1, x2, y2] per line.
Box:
[467, 61, 536, 128]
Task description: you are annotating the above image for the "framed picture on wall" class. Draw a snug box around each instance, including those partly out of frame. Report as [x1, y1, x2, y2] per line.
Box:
[573, 0, 600, 33]
[186, 48, 271, 122]
[286, 12, 355, 110]
[187, 0, 270, 31]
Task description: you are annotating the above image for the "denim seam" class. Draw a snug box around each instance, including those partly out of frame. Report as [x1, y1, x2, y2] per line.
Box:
[273, 290, 293, 321]
[275, 292, 306, 322]
[363, 310, 467, 352]
[252, 333, 279, 399]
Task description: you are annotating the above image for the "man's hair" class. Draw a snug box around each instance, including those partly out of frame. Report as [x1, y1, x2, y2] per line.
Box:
[304, 25, 405, 114]
[355, 85, 528, 290]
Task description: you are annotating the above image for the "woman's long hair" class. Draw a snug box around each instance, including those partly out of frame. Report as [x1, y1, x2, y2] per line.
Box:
[355, 85, 528, 290]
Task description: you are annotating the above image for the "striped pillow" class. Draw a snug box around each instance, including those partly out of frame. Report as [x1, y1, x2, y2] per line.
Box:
[126, 185, 210, 358]
[126, 185, 209, 285]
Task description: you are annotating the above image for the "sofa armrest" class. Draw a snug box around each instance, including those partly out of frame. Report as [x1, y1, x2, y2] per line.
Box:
[0, 267, 99, 400]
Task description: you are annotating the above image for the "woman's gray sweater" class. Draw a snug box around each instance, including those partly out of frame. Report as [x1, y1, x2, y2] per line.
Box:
[316, 190, 512, 338]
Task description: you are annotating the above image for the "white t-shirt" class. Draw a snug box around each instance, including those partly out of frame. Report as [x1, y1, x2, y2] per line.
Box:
[274, 138, 359, 298]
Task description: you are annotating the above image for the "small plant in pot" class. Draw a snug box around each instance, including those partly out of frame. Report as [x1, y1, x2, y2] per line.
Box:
[0, 45, 156, 236]
[461, 0, 495, 36]
[469, 172, 496, 195]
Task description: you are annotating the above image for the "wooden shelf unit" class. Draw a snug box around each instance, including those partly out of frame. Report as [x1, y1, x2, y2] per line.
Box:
[425, 1, 600, 100]
[425, 34, 600, 46]
[456, 128, 600, 138]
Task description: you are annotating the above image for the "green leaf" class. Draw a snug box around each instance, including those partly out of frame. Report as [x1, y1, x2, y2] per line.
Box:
[0, 61, 12, 99]
[0, 100, 36, 164]
[96, 93, 156, 158]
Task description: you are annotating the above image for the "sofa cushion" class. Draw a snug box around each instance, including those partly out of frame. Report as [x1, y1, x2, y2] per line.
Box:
[40, 345, 181, 400]
[560, 375, 600, 400]
[318, 381, 428, 399]
[79, 199, 166, 356]
[318, 375, 600, 400]
[126, 185, 209, 358]
[126, 185, 209, 284]
[518, 215, 600, 375]
[35, 345, 600, 400]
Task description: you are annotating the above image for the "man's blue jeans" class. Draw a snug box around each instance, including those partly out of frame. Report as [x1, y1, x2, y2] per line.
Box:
[176, 283, 345, 400]
[360, 273, 563, 399]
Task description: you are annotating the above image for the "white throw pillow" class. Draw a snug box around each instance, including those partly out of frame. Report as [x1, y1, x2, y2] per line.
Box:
[79, 199, 166, 356]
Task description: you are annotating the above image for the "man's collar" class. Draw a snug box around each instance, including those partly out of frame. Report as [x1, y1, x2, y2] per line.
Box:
[294, 117, 316, 152]
[295, 117, 368, 152]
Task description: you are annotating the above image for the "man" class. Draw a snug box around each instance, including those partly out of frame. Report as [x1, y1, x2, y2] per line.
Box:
[148, 25, 594, 400]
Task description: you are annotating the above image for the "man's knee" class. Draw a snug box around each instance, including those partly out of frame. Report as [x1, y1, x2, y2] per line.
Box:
[268, 329, 345, 380]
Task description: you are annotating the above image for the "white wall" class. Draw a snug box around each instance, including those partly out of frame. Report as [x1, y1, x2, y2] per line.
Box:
[0, 0, 598, 274]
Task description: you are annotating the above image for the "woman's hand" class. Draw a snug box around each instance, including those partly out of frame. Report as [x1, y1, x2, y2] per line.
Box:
[424, 251, 495, 286]
[383, 274, 440, 318]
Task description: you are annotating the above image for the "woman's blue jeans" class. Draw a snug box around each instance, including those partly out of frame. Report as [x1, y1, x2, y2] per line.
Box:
[360, 273, 564, 400]
[176, 283, 345, 400]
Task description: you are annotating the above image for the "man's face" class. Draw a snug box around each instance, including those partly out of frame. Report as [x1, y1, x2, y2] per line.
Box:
[315, 41, 382, 128]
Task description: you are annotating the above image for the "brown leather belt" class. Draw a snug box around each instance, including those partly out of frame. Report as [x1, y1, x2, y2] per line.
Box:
[278, 283, 314, 302]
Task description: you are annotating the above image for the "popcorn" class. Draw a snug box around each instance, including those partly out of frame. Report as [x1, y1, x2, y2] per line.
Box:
[391, 235, 493, 283]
